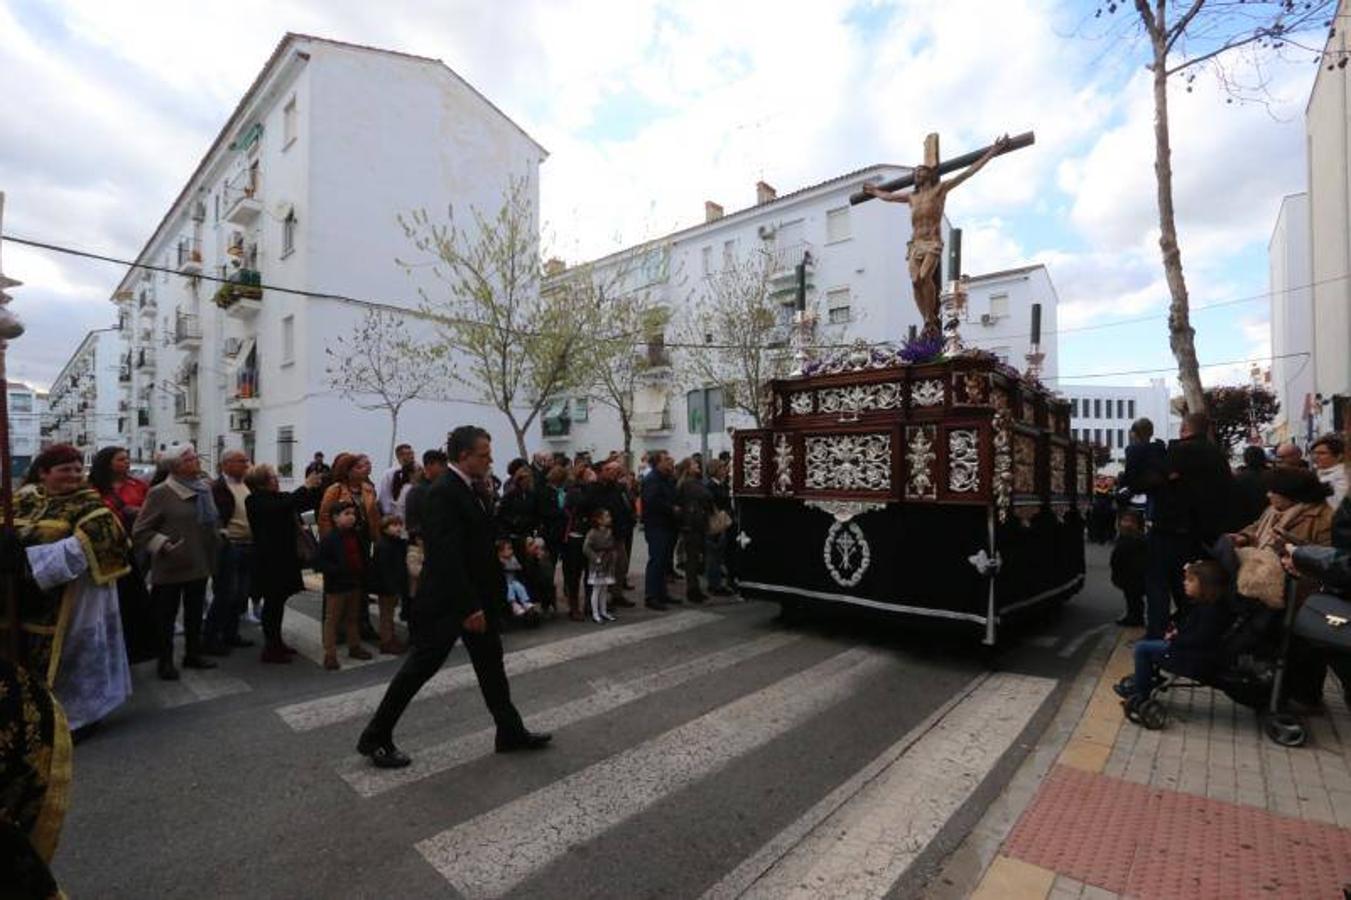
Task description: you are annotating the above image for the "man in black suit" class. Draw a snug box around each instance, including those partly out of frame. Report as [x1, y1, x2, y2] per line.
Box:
[357, 426, 551, 769]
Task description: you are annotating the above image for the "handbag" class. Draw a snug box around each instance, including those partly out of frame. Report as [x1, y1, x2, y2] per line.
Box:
[708, 509, 733, 536]
[294, 515, 319, 567]
[1235, 546, 1286, 609]
[1293, 592, 1351, 653]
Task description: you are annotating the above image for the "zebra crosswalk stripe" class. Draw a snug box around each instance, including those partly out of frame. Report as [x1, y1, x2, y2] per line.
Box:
[414, 646, 894, 900]
[725, 671, 1056, 899]
[338, 631, 803, 797]
[275, 610, 720, 732]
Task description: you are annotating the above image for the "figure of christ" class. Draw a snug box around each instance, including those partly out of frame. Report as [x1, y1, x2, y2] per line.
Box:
[861, 134, 1011, 337]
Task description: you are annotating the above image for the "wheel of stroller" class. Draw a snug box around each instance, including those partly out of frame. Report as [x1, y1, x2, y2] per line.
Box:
[1262, 713, 1307, 747]
[1138, 699, 1167, 730]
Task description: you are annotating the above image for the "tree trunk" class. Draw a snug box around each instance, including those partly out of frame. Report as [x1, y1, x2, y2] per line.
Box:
[1149, 43, 1207, 416]
[513, 423, 529, 460]
[620, 411, 633, 468]
[387, 408, 400, 468]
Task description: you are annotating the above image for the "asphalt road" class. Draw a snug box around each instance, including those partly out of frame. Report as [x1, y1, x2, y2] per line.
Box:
[54, 542, 1121, 899]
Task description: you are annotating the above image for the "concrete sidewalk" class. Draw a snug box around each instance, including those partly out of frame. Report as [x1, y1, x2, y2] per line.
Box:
[969, 629, 1351, 900]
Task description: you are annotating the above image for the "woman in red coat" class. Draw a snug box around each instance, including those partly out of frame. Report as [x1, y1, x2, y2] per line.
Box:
[89, 446, 157, 663]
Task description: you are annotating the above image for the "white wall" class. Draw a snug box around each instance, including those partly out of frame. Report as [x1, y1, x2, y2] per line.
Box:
[963, 265, 1059, 382]
[1268, 192, 1314, 445]
[1307, 8, 1351, 433]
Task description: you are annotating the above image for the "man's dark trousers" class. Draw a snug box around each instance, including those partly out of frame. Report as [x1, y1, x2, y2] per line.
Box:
[645, 526, 674, 601]
[1144, 530, 1193, 640]
[361, 613, 524, 743]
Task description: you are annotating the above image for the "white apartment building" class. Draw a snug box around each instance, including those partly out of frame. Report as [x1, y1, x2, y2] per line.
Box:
[1064, 380, 1175, 463]
[962, 264, 1060, 377]
[1267, 192, 1315, 446]
[99, 33, 545, 475]
[542, 173, 1060, 460]
[43, 328, 121, 460]
[8, 382, 47, 479]
[1307, 5, 1351, 437]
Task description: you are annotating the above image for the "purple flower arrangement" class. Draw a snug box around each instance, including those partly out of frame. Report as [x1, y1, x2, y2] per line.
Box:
[898, 332, 944, 364]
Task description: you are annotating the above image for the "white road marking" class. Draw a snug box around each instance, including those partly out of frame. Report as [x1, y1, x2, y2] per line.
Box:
[727, 672, 1055, 900]
[700, 672, 990, 900]
[133, 663, 252, 709]
[339, 631, 803, 797]
[414, 647, 895, 900]
[274, 610, 720, 732]
[279, 607, 386, 670]
[1058, 622, 1114, 658]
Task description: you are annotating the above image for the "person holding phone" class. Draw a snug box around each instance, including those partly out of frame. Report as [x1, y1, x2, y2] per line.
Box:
[132, 444, 222, 681]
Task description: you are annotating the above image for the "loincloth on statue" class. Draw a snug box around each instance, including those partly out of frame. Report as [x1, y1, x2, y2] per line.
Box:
[906, 238, 943, 281]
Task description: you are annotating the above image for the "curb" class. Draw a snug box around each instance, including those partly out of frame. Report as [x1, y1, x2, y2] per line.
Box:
[921, 626, 1136, 900]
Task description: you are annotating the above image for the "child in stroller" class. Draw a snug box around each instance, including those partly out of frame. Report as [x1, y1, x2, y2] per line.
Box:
[1115, 559, 1236, 727]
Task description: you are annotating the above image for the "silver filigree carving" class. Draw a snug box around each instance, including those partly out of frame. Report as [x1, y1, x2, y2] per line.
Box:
[788, 392, 814, 416]
[804, 499, 887, 522]
[773, 433, 794, 495]
[992, 412, 1013, 523]
[905, 425, 937, 500]
[1050, 446, 1067, 495]
[948, 428, 981, 493]
[817, 382, 902, 417]
[742, 438, 763, 490]
[736, 530, 752, 549]
[804, 433, 892, 492]
[1013, 434, 1037, 494]
[911, 378, 945, 407]
[824, 520, 871, 587]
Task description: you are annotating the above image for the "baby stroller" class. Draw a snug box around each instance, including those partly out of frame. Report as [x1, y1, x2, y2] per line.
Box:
[1117, 568, 1308, 747]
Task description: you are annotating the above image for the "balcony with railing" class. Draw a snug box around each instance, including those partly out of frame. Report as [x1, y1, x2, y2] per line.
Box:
[174, 393, 199, 424]
[177, 237, 203, 275]
[222, 165, 262, 225]
[213, 267, 263, 317]
[136, 347, 155, 370]
[137, 409, 150, 428]
[137, 288, 157, 317]
[173, 312, 202, 349]
[767, 240, 816, 302]
[230, 365, 261, 410]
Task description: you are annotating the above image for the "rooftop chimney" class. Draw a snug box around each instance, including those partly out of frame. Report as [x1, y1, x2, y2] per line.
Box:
[755, 181, 777, 204]
[704, 201, 724, 223]
[543, 257, 567, 277]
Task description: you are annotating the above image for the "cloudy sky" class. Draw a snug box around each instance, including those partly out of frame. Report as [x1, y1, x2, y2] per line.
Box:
[0, 0, 1324, 394]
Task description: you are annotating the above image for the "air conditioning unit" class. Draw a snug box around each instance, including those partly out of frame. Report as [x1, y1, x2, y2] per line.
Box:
[757, 224, 777, 240]
[224, 337, 242, 357]
[980, 313, 995, 326]
[229, 411, 253, 433]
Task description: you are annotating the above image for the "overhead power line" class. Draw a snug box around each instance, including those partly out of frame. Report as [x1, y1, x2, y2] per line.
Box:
[4, 233, 1340, 359]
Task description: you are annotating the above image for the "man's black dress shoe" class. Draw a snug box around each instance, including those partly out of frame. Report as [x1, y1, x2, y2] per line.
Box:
[181, 655, 218, 670]
[495, 730, 552, 753]
[357, 735, 412, 769]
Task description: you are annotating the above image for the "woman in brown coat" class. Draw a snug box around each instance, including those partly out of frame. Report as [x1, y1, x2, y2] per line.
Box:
[1228, 466, 1335, 604]
[317, 453, 387, 645]
[131, 444, 221, 680]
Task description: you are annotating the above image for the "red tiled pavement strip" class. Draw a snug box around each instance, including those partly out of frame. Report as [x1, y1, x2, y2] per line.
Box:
[1003, 763, 1351, 899]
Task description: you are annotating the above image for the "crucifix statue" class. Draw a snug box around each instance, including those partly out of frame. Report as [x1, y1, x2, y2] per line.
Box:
[853, 131, 1034, 338]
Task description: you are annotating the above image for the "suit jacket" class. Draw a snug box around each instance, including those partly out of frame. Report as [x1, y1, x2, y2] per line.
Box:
[413, 471, 504, 627]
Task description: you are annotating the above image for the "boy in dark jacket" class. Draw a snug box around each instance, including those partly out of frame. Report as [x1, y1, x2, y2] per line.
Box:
[1117, 559, 1233, 717]
[1110, 509, 1147, 627]
[317, 501, 374, 670]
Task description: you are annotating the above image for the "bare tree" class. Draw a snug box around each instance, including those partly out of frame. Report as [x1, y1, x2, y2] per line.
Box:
[1093, 0, 1335, 415]
[324, 307, 448, 466]
[677, 245, 794, 427]
[401, 177, 600, 458]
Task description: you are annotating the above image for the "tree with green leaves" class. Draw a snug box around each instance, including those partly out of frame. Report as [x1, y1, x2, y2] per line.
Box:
[1089, 0, 1336, 415]
[400, 177, 601, 458]
[324, 306, 449, 467]
[1205, 383, 1280, 451]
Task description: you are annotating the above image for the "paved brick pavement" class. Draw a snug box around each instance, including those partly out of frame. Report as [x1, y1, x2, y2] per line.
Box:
[969, 629, 1351, 900]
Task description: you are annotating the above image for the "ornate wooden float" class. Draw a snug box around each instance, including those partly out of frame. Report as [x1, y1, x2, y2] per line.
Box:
[731, 344, 1089, 644]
